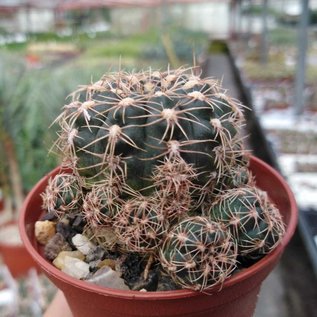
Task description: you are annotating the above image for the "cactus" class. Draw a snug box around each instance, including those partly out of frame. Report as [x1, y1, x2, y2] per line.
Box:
[38, 66, 285, 292]
[55, 67, 246, 191]
[114, 196, 168, 253]
[208, 186, 285, 259]
[160, 216, 237, 291]
[41, 173, 82, 218]
[82, 180, 121, 228]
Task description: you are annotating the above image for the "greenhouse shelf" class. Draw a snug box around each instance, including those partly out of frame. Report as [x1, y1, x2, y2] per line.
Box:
[227, 43, 317, 277]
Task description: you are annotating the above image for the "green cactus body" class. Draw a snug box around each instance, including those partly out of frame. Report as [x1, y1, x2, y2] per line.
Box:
[41, 173, 82, 217]
[160, 216, 237, 291]
[152, 156, 196, 222]
[114, 197, 168, 253]
[211, 165, 254, 197]
[57, 68, 245, 194]
[208, 186, 285, 258]
[82, 180, 121, 228]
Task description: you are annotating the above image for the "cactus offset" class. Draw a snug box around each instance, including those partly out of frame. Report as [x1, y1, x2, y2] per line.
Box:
[41, 173, 82, 218]
[82, 179, 121, 228]
[114, 197, 168, 253]
[160, 216, 237, 291]
[208, 186, 285, 259]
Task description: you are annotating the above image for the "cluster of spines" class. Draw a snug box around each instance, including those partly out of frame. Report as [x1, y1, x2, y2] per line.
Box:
[114, 197, 168, 253]
[208, 186, 285, 258]
[160, 216, 237, 291]
[152, 155, 196, 222]
[52, 67, 246, 191]
[82, 179, 121, 228]
[41, 173, 82, 218]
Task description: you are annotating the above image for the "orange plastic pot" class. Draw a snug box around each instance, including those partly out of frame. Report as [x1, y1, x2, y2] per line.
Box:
[0, 221, 39, 278]
[19, 156, 297, 317]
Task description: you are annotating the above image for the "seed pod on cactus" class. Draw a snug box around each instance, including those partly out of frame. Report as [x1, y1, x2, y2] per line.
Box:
[41, 173, 82, 217]
[208, 186, 285, 258]
[160, 216, 237, 291]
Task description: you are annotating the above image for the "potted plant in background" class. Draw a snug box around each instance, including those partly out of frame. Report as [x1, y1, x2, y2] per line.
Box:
[0, 54, 39, 278]
[0, 51, 103, 278]
[19, 66, 297, 317]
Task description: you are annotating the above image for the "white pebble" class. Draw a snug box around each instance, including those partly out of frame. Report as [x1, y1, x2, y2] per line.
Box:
[88, 267, 129, 290]
[72, 234, 96, 255]
[62, 256, 90, 280]
[53, 250, 85, 270]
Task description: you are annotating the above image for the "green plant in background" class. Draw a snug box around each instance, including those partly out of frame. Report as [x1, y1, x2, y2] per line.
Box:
[269, 27, 297, 47]
[141, 28, 208, 67]
[38, 66, 285, 291]
[0, 53, 26, 211]
[242, 60, 294, 81]
[242, 3, 278, 17]
[208, 39, 229, 54]
[11, 65, 101, 192]
[0, 23, 211, 199]
[0, 50, 116, 197]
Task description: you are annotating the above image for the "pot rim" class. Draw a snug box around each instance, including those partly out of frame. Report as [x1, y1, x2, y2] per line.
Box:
[19, 155, 298, 300]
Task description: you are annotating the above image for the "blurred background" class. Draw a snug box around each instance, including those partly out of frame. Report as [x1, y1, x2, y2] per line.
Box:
[0, 0, 316, 316]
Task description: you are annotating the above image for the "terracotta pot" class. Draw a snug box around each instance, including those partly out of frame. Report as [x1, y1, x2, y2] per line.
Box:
[19, 156, 297, 317]
[0, 220, 39, 278]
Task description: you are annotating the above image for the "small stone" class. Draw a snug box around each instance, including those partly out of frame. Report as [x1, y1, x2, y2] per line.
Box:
[88, 267, 129, 290]
[44, 233, 72, 261]
[88, 260, 101, 272]
[86, 245, 106, 262]
[35, 220, 56, 245]
[71, 215, 86, 232]
[53, 250, 85, 270]
[40, 212, 58, 222]
[97, 259, 116, 271]
[56, 221, 77, 246]
[72, 234, 96, 255]
[62, 256, 90, 280]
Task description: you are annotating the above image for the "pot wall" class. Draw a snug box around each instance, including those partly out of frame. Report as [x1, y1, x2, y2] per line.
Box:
[19, 156, 297, 317]
[47, 268, 266, 317]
